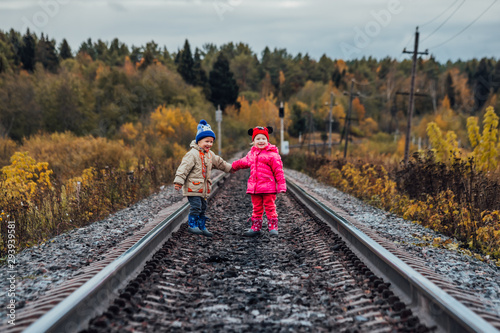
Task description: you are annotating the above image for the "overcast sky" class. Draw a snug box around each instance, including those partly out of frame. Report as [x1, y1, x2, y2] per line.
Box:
[0, 0, 498, 62]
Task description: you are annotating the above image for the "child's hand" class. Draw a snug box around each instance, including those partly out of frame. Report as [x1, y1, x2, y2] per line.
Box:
[230, 167, 236, 174]
[174, 183, 182, 191]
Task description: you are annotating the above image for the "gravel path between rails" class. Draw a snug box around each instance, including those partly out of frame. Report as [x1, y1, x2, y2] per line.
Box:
[1, 167, 499, 326]
[84, 169, 426, 332]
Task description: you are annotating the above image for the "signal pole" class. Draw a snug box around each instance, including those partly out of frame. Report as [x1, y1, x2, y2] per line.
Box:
[215, 105, 222, 156]
[279, 101, 284, 151]
[403, 27, 428, 165]
[328, 92, 335, 153]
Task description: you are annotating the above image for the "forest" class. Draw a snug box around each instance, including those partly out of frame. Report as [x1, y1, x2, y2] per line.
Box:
[1, 28, 499, 143]
[1, 28, 500, 263]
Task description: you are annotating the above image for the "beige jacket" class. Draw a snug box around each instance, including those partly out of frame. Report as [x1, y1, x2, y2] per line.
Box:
[174, 140, 232, 198]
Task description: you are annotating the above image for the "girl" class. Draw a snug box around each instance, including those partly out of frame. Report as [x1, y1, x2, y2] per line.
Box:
[232, 126, 286, 236]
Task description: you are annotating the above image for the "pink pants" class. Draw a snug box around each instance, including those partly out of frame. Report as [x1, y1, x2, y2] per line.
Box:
[251, 194, 277, 219]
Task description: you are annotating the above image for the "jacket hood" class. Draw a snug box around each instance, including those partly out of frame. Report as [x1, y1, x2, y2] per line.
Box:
[190, 140, 202, 151]
[251, 143, 279, 154]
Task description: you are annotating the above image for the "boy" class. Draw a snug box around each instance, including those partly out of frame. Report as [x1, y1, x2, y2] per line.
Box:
[174, 119, 232, 236]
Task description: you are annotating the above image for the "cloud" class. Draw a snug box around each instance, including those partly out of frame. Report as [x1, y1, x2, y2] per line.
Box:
[0, 0, 498, 61]
[0, 1, 37, 10]
[107, 1, 127, 12]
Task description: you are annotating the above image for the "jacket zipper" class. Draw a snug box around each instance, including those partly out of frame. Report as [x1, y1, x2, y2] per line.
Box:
[254, 150, 260, 194]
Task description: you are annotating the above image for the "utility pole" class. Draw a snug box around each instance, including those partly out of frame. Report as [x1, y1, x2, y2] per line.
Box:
[328, 92, 335, 154]
[344, 80, 355, 159]
[402, 27, 428, 165]
[339, 80, 361, 159]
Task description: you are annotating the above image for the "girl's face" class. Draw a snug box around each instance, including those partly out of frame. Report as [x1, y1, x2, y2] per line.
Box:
[253, 134, 268, 149]
[198, 137, 214, 152]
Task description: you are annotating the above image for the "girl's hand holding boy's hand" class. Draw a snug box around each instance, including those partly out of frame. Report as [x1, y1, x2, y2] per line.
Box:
[174, 183, 182, 191]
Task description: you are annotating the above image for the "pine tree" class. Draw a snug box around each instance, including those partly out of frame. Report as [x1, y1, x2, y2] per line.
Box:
[94, 39, 109, 62]
[109, 38, 129, 58]
[193, 48, 209, 96]
[332, 67, 343, 88]
[7, 29, 22, 68]
[472, 58, 492, 111]
[208, 53, 239, 110]
[161, 46, 172, 63]
[445, 72, 455, 108]
[129, 46, 141, 64]
[0, 52, 8, 73]
[492, 61, 500, 94]
[20, 29, 36, 71]
[36, 34, 59, 72]
[138, 48, 154, 70]
[0, 33, 15, 73]
[318, 54, 334, 84]
[78, 38, 97, 60]
[59, 38, 73, 60]
[177, 39, 195, 85]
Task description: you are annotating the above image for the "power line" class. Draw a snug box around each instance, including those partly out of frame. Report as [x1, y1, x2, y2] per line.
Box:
[427, 0, 497, 49]
[421, 0, 466, 42]
[419, 0, 460, 28]
[398, 0, 452, 60]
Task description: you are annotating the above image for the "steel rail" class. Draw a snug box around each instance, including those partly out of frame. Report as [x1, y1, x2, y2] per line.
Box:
[287, 179, 499, 333]
[24, 172, 228, 333]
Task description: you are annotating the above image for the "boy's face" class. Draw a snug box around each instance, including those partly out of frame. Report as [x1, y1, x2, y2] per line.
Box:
[253, 134, 268, 149]
[198, 137, 214, 152]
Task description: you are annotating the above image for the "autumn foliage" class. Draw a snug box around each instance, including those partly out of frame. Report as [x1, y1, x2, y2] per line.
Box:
[284, 107, 500, 262]
[0, 106, 196, 255]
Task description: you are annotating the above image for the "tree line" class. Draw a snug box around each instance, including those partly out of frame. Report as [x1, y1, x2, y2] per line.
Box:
[0, 28, 499, 143]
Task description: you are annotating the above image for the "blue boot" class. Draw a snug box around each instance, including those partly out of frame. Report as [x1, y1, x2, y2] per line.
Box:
[198, 216, 213, 237]
[188, 214, 203, 235]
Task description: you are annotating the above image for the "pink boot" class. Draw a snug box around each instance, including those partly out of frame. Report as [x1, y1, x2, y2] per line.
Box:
[244, 218, 262, 237]
[268, 218, 278, 235]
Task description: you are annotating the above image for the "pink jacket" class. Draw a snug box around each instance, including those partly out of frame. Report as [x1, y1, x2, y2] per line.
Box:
[232, 144, 287, 194]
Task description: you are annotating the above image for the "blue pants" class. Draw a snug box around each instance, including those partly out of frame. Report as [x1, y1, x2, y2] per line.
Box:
[188, 196, 207, 216]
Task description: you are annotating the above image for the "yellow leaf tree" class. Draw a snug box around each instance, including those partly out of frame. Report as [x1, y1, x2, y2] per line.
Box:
[149, 105, 197, 144]
[426, 122, 460, 162]
[467, 106, 499, 171]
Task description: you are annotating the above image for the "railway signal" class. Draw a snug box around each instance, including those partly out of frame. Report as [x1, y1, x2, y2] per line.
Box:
[215, 105, 222, 156]
[279, 101, 289, 155]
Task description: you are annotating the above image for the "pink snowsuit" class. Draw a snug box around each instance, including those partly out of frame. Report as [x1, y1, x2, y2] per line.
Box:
[232, 144, 286, 230]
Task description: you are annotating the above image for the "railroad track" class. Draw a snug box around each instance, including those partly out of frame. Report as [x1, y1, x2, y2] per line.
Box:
[12, 170, 500, 332]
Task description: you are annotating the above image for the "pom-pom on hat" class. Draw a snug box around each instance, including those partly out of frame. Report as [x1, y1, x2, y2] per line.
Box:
[195, 120, 216, 143]
[248, 126, 273, 141]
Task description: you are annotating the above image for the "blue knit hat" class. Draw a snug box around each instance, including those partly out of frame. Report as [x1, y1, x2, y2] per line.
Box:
[195, 120, 216, 143]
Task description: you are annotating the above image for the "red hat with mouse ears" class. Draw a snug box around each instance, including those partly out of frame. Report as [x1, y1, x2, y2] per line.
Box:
[248, 126, 273, 141]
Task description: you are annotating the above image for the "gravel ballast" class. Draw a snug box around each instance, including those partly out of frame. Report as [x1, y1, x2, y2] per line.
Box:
[285, 169, 500, 317]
